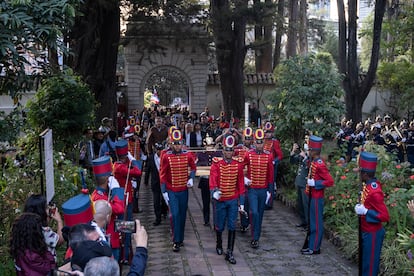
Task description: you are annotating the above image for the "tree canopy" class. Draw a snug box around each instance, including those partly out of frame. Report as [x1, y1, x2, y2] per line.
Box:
[268, 53, 344, 142]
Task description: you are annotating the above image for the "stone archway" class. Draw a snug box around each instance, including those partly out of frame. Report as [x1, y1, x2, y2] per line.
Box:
[143, 67, 190, 108]
[123, 22, 210, 115]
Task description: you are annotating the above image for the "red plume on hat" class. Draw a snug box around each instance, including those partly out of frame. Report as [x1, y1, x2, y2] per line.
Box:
[264, 122, 274, 133]
[243, 127, 253, 140]
[128, 116, 136, 126]
[170, 129, 183, 144]
[223, 134, 235, 150]
[168, 126, 178, 136]
[254, 129, 265, 141]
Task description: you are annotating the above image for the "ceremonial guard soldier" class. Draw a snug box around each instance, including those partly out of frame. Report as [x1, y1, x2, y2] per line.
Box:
[124, 123, 144, 213]
[354, 152, 389, 275]
[234, 127, 254, 232]
[113, 139, 142, 264]
[302, 135, 334, 255]
[91, 156, 125, 261]
[210, 135, 245, 264]
[263, 122, 283, 203]
[243, 129, 274, 248]
[160, 129, 197, 252]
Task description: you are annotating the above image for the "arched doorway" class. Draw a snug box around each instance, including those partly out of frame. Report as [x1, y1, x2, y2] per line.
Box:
[144, 67, 190, 108]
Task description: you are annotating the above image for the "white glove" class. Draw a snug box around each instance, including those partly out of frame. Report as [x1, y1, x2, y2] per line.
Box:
[108, 176, 120, 189]
[212, 190, 222, 200]
[265, 191, 272, 204]
[402, 138, 407, 143]
[265, 191, 272, 205]
[355, 204, 368, 215]
[127, 152, 136, 161]
[187, 178, 194, 188]
[244, 177, 252, 186]
[131, 180, 137, 189]
[162, 192, 169, 206]
[307, 179, 315, 187]
[141, 152, 147, 161]
[239, 205, 244, 212]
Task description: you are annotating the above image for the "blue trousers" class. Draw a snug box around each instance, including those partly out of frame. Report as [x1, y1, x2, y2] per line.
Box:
[362, 228, 385, 276]
[118, 203, 133, 261]
[248, 188, 267, 241]
[308, 197, 324, 251]
[168, 190, 188, 243]
[214, 199, 238, 232]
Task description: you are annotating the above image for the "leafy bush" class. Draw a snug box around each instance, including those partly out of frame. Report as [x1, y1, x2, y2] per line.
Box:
[0, 141, 95, 273]
[26, 69, 96, 153]
[268, 53, 344, 143]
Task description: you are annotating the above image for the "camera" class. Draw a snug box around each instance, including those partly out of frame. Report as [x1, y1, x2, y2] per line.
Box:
[48, 202, 56, 217]
[115, 220, 136, 233]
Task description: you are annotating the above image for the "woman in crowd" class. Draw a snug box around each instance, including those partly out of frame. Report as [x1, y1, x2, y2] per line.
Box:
[24, 194, 64, 261]
[10, 212, 56, 275]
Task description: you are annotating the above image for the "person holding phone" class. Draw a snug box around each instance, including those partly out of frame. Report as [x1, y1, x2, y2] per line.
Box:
[24, 194, 64, 261]
[64, 219, 148, 276]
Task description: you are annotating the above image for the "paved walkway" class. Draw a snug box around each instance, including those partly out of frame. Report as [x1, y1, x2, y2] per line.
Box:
[131, 177, 358, 276]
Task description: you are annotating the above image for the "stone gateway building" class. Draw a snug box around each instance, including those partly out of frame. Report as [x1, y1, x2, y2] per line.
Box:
[121, 22, 276, 117]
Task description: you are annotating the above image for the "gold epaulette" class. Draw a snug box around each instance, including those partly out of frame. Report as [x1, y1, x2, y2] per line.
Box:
[212, 157, 223, 163]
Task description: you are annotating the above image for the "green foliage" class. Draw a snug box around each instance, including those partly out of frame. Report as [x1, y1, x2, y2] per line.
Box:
[377, 60, 414, 116]
[268, 53, 344, 142]
[0, 0, 81, 99]
[0, 107, 25, 146]
[321, 143, 414, 273]
[26, 69, 96, 153]
[0, 144, 91, 273]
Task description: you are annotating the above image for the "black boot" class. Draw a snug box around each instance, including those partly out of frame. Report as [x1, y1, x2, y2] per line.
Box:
[225, 230, 236, 264]
[216, 231, 223, 255]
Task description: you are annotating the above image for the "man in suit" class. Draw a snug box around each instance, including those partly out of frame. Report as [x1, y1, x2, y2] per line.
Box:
[147, 143, 168, 226]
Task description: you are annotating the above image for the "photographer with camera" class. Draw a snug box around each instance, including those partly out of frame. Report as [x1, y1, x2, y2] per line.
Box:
[24, 194, 64, 261]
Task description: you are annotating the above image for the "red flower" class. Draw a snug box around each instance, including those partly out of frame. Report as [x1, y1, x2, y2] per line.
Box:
[410, 175, 414, 180]
[396, 165, 402, 169]
[391, 203, 397, 207]
[329, 195, 335, 200]
[340, 175, 347, 180]
[410, 233, 414, 239]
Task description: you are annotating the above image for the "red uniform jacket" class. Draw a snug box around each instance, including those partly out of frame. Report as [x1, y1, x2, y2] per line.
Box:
[91, 187, 125, 248]
[209, 157, 245, 201]
[306, 157, 334, 198]
[264, 139, 283, 161]
[160, 150, 196, 192]
[234, 144, 251, 159]
[113, 161, 142, 203]
[243, 149, 274, 189]
[360, 179, 390, 232]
